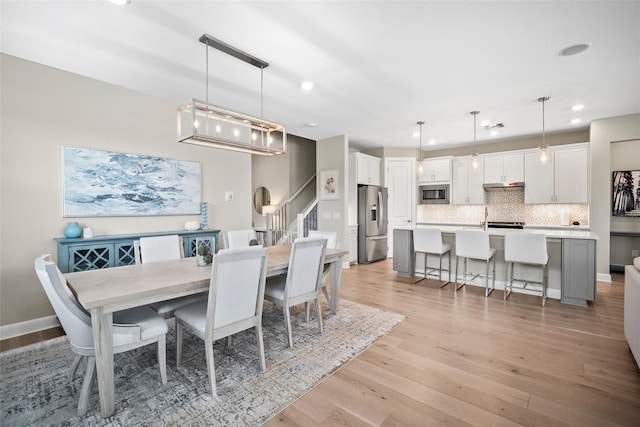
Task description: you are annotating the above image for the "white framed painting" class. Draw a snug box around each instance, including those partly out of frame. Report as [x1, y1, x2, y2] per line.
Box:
[62, 146, 201, 217]
[320, 169, 339, 200]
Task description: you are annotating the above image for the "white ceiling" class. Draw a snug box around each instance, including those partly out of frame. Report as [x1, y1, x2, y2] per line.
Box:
[2, 1, 639, 151]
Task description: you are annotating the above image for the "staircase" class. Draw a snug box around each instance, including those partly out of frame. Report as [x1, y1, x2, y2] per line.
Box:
[265, 174, 318, 244]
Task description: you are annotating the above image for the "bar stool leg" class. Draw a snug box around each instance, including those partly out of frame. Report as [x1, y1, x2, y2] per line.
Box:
[542, 264, 547, 307]
[440, 251, 451, 288]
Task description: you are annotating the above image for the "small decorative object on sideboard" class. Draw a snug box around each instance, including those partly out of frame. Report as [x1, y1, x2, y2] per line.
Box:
[63, 221, 82, 238]
[201, 201, 209, 230]
[184, 221, 200, 231]
[195, 238, 213, 266]
[82, 227, 94, 238]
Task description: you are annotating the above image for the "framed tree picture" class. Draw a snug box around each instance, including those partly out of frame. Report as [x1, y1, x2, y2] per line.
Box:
[612, 170, 640, 217]
[319, 169, 339, 200]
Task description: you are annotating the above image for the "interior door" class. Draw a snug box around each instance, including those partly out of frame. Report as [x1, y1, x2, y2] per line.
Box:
[385, 158, 415, 257]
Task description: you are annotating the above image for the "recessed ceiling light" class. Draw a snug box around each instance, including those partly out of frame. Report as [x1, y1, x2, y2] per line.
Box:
[304, 122, 317, 127]
[559, 43, 590, 56]
[428, 139, 436, 145]
[480, 120, 490, 127]
[571, 104, 584, 111]
[110, 0, 131, 5]
[301, 81, 314, 90]
[412, 132, 420, 138]
[571, 118, 582, 124]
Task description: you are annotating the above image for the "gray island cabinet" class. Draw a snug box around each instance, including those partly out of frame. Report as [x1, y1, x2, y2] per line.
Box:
[393, 226, 598, 306]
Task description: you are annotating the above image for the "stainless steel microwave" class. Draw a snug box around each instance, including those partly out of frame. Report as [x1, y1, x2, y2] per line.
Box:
[419, 184, 450, 204]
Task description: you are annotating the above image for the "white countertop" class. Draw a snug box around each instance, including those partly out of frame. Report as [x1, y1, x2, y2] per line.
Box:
[404, 224, 599, 240]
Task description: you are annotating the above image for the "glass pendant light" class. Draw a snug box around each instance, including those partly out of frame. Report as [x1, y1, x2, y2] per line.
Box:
[416, 121, 425, 174]
[470, 111, 480, 171]
[538, 96, 550, 163]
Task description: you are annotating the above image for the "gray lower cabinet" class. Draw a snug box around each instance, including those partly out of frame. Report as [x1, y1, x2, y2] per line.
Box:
[561, 238, 596, 306]
[55, 229, 220, 273]
[393, 228, 414, 278]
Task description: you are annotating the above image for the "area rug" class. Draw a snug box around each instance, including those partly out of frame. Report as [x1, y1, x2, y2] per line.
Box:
[0, 300, 403, 426]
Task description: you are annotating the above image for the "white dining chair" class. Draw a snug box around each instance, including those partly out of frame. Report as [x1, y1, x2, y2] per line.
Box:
[454, 229, 496, 296]
[504, 232, 549, 306]
[34, 254, 168, 417]
[264, 237, 327, 348]
[223, 229, 257, 249]
[413, 228, 451, 287]
[135, 235, 207, 319]
[173, 246, 269, 398]
[307, 230, 337, 304]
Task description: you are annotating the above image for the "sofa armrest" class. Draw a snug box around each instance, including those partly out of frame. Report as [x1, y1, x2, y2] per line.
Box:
[624, 263, 640, 367]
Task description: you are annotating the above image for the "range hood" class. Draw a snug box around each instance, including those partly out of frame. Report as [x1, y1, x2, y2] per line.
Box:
[483, 182, 525, 191]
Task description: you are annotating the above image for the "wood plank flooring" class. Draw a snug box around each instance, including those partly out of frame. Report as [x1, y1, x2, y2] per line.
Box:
[2, 262, 638, 425]
[267, 262, 640, 426]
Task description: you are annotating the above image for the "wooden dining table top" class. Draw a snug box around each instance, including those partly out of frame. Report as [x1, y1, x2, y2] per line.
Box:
[64, 244, 348, 313]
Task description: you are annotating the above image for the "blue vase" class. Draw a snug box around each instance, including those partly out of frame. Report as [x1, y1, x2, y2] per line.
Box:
[64, 221, 82, 238]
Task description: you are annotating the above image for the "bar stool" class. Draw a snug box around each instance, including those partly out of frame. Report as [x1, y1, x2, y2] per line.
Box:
[504, 232, 549, 306]
[413, 228, 451, 287]
[454, 230, 496, 296]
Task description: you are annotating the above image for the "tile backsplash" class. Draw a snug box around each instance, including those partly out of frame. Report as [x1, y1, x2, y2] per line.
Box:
[417, 191, 589, 226]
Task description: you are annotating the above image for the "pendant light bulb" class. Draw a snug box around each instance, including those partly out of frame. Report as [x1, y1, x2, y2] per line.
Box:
[470, 111, 480, 171]
[416, 121, 425, 175]
[538, 97, 550, 164]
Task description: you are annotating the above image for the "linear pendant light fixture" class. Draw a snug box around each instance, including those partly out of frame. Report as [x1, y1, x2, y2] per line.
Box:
[470, 111, 480, 170]
[537, 96, 550, 164]
[177, 34, 286, 156]
[416, 121, 425, 174]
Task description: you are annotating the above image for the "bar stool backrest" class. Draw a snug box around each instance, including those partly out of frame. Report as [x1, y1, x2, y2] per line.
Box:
[414, 228, 444, 254]
[504, 232, 548, 265]
[455, 230, 492, 260]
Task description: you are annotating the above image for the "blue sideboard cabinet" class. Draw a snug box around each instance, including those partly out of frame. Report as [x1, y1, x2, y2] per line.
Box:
[55, 229, 220, 273]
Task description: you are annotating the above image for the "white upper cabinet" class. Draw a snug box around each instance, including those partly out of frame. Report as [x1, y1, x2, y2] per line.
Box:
[452, 157, 485, 205]
[483, 153, 524, 183]
[354, 153, 381, 186]
[554, 146, 589, 204]
[524, 152, 555, 203]
[419, 158, 451, 183]
[524, 144, 589, 204]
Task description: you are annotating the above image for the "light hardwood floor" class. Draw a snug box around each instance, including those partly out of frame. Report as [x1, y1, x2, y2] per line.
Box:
[2, 261, 639, 425]
[267, 261, 640, 426]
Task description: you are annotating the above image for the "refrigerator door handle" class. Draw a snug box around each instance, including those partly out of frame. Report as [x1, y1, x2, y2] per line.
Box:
[378, 191, 383, 230]
[369, 235, 387, 240]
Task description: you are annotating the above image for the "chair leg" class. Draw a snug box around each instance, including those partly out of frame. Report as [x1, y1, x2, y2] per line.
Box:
[226, 336, 232, 347]
[255, 323, 266, 371]
[414, 252, 425, 284]
[454, 256, 464, 291]
[69, 354, 83, 382]
[485, 257, 494, 297]
[504, 262, 510, 300]
[542, 264, 548, 307]
[77, 356, 96, 417]
[157, 335, 167, 385]
[316, 296, 323, 334]
[322, 284, 330, 304]
[284, 306, 293, 349]
[440, 252, 450, 287]
[176, 321, 183, 367]
[205, 338, 217, 398]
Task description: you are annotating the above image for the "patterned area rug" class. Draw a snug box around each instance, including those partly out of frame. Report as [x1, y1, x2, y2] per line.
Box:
[0, 300, 403, 426]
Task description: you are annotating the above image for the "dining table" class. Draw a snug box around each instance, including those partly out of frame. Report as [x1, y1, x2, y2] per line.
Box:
[63, 244, 348, 418]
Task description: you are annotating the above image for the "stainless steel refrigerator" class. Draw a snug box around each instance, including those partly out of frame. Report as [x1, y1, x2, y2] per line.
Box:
[358, 185, 388, 264]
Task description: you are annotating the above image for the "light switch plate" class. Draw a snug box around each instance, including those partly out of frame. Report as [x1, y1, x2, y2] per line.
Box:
[225, 191, 234, 202]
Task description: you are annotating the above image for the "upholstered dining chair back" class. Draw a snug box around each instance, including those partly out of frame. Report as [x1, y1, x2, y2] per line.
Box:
[224, 229, 257, 249]
[308, 230, 337, 249]
[205, 246, 269, 336]
[287, 238, 327, 300]
[34, 254, 94, 350]
[136, 235, 183, 264]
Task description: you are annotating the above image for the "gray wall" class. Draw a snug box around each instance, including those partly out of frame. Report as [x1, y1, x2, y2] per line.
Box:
[0, 54, 253, 327]
[317, 135, 349, 249]
[590, 114, 640, 279]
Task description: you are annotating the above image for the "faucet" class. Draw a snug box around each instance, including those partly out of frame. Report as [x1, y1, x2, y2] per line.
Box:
[483, 205, 488, 230]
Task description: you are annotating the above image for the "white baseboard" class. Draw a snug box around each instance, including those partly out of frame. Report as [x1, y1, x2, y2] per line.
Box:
[0, 315, 60, 340]
[597, 273, 612, 283]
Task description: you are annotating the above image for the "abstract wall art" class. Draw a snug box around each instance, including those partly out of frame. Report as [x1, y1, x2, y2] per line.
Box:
[63, 146, 201, 217]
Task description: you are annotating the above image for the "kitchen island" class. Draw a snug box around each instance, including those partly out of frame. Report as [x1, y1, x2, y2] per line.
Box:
[394, 225, 599, 306]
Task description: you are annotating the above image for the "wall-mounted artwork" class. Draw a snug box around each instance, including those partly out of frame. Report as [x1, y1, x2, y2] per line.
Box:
[612, 170, 640, 217]
[63, 146, 201, 217]
[320, 169, 339, 200]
